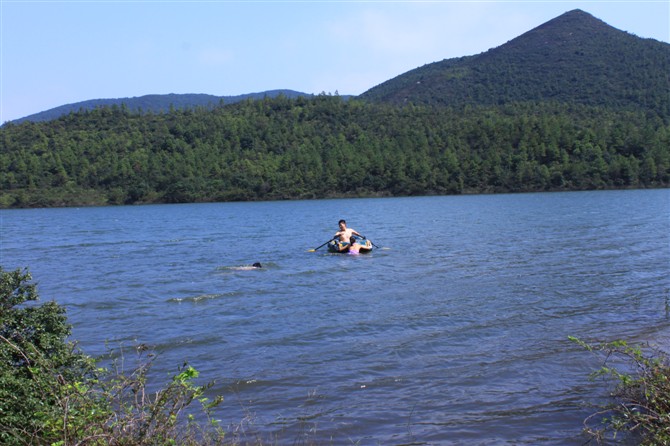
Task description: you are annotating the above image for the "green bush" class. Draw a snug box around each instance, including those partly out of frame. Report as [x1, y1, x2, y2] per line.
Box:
[0, 267, 226, 445]
[0, 267, 97, 444]
[570, 336, 670, 445]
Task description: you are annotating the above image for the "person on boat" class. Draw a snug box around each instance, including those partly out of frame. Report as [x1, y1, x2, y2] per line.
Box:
[334, 219, 362, 244]
[348, 237, 362, 255]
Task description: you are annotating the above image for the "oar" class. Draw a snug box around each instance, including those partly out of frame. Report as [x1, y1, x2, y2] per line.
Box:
[307, 238, 336, 252]
[357, 236, 387, 250]
[357, 235, 383, 250]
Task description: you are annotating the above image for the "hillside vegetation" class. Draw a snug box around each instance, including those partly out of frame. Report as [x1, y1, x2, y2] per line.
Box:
[1, 9, 669, 208]
[1, 96, 668, 208]
[361, 10, 670, 116]
[11, 90, 313, 124]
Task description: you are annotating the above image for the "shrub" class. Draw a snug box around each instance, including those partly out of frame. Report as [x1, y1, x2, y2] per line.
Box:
[0, 267, 226, 445]
[0, 267, 98, 444]
[570, 336, 670, 445]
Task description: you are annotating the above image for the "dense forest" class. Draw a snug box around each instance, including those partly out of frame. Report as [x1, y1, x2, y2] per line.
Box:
[1, 95, 668, 208]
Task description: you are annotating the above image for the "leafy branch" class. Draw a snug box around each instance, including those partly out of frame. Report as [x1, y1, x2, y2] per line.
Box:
[569, 336, 670, 445]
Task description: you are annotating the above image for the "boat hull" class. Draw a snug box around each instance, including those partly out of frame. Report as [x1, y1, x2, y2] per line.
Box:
[327, 238, 373, 253]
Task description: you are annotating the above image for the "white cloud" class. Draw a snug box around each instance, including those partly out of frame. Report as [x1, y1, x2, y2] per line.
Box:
[326, 3, 548, 62]
[328, 7, 440, 56]
[315, 3, 568, 97]
[197, 47, 234, 66]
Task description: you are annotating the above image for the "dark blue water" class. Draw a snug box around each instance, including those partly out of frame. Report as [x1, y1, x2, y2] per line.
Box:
[2, 190, 669, 444]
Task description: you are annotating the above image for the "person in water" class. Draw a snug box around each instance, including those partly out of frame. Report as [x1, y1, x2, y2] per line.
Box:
[348, 237, 362, 255]
[334, 219, 362, 244]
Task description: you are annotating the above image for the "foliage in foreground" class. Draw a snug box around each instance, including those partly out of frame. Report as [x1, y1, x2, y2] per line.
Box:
[570, 336, 670, 445]
[0, 267, 226, 446]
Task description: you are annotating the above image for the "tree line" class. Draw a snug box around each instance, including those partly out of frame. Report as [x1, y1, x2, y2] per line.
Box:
[1, 95, 668, 208]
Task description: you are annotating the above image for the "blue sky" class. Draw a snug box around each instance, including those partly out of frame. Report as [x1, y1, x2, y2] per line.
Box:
[2, 1, 668, 123]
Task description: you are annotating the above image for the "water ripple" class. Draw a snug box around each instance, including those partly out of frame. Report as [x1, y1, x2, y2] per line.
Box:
[1, 190, 668, 444]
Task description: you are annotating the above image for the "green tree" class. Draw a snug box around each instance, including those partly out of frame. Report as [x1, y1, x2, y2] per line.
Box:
[0, 268, 227, 445]
[0, 267, 96, 445]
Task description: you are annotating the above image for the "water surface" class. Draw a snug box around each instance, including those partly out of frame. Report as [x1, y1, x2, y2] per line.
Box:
[2, 190, 669, 444]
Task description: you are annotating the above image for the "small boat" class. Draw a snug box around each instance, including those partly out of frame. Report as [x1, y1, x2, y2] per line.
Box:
[327, 238, 374, 254]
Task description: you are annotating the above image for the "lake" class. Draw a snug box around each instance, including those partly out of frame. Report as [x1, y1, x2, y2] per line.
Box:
[2, 189, 669, 445]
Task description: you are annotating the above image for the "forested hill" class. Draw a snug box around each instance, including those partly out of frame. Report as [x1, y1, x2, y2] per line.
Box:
[1, 96, 668, 208]
[360, 10, 670, 117]
[11, 90, 313, 124]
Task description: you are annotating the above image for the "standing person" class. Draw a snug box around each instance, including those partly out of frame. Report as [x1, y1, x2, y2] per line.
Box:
[334, 219, 362, 244]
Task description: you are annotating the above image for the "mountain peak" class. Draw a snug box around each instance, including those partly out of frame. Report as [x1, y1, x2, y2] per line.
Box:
[495, 8, 623, 54]
[544, 8, 602, 25]
[360, 9, 670, 116]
